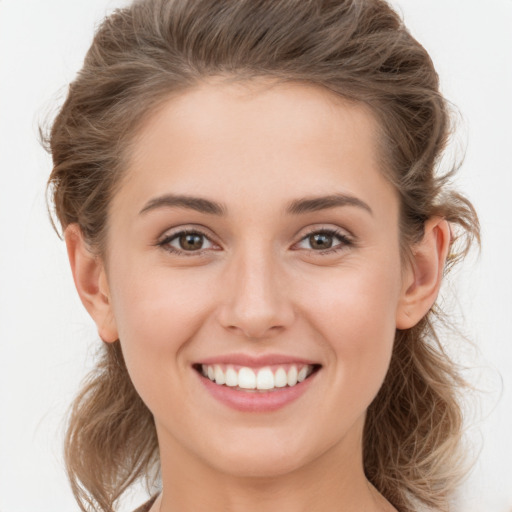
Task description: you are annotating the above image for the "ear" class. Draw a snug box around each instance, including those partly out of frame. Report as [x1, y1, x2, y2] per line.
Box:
[396, 217, 451, 330]
[64, 224, 119, 343]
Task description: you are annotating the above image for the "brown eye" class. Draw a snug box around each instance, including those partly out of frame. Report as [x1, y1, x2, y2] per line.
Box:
[295, 229, 352, 254]
[308, 233, 334, 250]
[179, 233, 204, 251]
[158, 230, 215, 254]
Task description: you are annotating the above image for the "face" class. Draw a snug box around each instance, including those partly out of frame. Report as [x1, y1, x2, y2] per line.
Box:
[100, 80, 408, 478]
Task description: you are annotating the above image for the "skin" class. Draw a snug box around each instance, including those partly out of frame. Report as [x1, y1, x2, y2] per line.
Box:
[66, 80, 451, 512]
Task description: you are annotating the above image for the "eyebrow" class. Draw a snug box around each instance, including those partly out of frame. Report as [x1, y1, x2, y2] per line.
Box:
[139, 193, 373, 216]
[285, 194, 373, 216]
[139, 194, 226, 216]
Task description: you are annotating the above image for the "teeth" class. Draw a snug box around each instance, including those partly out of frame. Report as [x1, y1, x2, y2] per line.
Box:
[201, 364, 315, 390]
[256, 367, 274, 390]
[287, 366, 298, 386]
[238, 367, 256, 389]
[214, 365, 225, 385]
[225, 367, 238, 387]
[274, 367, 288, 388]
[297, 366, 308, 383]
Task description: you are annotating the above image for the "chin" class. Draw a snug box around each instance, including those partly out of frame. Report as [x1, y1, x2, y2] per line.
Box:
[196, 430, 323, 479]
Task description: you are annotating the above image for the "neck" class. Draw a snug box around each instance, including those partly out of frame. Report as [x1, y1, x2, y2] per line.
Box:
[154, 421, 395, 512]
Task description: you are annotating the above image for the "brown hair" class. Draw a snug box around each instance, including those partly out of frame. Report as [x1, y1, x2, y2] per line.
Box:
[45, 0, 480, 511]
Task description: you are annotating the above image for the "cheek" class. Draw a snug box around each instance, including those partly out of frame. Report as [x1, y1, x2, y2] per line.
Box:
[111, 263, 212, 336]
[299, 260, 402, 401]
[304, 258, 401, 334]
[107, 266, 213, 389]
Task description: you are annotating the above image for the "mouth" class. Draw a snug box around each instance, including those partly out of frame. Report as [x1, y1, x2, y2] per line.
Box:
[193, 362, 322, 392]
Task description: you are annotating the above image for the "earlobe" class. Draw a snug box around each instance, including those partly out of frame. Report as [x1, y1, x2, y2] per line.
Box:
[64, 224, 119, 343]
[395, 218, 451, 330]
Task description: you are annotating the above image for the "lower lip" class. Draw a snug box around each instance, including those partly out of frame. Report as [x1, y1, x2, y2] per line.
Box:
[196, 370, 318, 412]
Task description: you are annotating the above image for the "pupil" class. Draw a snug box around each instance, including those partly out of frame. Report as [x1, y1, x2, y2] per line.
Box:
[180, 233, 203, 251]
[310, 233, 333, 249]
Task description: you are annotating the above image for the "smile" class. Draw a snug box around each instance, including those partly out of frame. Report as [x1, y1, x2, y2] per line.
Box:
[193, 355, 321, 412]
[198, 364, 318, 391]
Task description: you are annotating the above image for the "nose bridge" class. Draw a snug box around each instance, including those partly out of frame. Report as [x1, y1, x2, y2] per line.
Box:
[218, 241, 294, 338]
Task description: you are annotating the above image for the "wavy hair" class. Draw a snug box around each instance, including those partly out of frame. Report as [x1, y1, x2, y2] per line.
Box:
[45, 0, 480, 510]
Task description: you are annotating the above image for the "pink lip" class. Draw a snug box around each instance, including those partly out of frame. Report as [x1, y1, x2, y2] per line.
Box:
[194, 354, 320, 413]
[196, 353, 319, 367]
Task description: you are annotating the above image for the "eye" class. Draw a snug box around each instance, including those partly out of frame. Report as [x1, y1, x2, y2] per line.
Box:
[295, 228, 352, 253]
[158, 229, 216, 254]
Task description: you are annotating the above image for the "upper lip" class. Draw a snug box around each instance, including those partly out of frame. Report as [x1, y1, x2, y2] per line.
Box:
[196, 353, 320, 367]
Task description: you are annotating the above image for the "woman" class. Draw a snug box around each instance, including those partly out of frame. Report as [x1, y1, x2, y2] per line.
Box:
[45, 0, 479, 511]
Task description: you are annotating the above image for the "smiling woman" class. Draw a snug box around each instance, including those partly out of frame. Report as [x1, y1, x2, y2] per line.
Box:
[44, 1, 479, 512]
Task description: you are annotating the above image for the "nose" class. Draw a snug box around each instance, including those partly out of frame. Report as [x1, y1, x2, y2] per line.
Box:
[216, 248, 295, 339]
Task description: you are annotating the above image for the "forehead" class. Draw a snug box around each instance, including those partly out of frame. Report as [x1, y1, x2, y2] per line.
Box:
[129, 79, 378, 167]
[116, 79, 397, 220]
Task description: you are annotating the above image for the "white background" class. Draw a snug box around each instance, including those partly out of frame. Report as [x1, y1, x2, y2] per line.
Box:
[0, 0, 511, 511]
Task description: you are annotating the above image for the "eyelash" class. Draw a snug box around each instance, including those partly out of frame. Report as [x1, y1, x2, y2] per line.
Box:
[297, 227, 353, 255]
[156, 227, 353, 257]
[157, 229, 217, 257]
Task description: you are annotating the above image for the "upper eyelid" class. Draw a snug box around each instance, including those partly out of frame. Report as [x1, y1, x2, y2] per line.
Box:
[158, 225, 217, 242]
[158, 225, 349, 241]
[296, 226, 353, 244]
[300, 226, 348, 237]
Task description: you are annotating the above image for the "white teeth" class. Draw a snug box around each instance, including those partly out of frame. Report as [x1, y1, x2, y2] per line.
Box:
[238, 367, 256, 389]
[297, 366, 308, 383]
[200, 364, 315, 390]
[274, 367, 288, 388]
[225, 367, 238, 387]
[256, 367, 274, 390]
[287, 366, 298, 386]
[214, 365, 225, 385]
